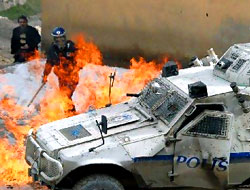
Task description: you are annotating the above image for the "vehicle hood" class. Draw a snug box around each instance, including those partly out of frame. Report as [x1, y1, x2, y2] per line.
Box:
[35, 100, 155, 153]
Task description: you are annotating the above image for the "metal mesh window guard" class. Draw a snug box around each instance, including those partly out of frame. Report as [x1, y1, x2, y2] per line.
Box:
[186, 115, 228, 138]
[154, 92, 188, 123]
[139, 78, 188, 122]
[232, 59, 246, 72]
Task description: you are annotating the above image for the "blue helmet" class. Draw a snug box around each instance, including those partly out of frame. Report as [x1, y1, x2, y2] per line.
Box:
[51, 27, 66, 37]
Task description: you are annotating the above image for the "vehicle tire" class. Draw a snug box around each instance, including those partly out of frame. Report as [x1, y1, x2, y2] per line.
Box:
[73, 174, 125, 190]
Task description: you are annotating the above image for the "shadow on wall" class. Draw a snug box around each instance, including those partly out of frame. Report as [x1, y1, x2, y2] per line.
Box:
[215, 17, 250, 51]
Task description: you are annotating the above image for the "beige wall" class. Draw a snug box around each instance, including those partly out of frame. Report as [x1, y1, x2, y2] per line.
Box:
[42, 0, 250, 63]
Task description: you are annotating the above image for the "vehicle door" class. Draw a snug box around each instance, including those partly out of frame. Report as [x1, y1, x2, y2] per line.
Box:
[171, 110, 233, 189]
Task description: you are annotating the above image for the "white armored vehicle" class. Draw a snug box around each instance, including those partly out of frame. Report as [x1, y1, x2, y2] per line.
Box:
[25, 44, 250, 190]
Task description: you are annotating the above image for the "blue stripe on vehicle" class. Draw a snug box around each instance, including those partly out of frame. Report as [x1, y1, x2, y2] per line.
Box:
[230, 152, 250, 163]
[133, 155, 173, 162]
[133, 152, 250, 163]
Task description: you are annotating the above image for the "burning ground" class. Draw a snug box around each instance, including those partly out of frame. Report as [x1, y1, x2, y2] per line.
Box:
[0, 34, 180, 187]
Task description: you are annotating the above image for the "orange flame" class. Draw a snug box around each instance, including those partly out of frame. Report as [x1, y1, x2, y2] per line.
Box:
[73, 34, 103, 67]
[0, 98, 31, 185]
[0, 34, 182, 187]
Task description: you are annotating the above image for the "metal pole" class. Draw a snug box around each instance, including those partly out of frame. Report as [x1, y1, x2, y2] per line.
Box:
[108, 71, 116, 105]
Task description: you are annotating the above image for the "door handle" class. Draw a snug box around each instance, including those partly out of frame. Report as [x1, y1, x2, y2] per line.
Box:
[165, 137, 182, 146]
[168, 171, 179, 177]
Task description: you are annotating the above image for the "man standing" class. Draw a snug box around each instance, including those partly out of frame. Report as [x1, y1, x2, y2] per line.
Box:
[42, 27, 79, 113]
[11, 15, 41, 63]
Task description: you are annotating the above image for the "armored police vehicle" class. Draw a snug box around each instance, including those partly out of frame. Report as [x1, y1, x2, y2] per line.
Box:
[25, 44, 250, 190]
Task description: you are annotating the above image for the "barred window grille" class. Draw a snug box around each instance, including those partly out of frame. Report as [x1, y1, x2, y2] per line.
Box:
[231, 52, 239, 60]
[139, 79, 188, 122]
[186, 115, 228, 138]
[140, 88, 165, 108]
[155, 92, 188, 122]
[139, 79, 170, 108]
[232, 59, 246, 72]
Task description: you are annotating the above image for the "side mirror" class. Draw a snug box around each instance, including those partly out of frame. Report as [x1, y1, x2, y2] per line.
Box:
[100, 115, 108, 134]
[89, 115, 108, 152]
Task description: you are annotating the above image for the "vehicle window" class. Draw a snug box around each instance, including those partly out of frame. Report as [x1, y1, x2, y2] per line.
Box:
[154, 91, 188, 122]
[139, 79, 170, 108]
[176, 104, 225, 134]
[186, 115, 229, 138]
[231, 58, 247, 72]
[139, 78, 189, 123]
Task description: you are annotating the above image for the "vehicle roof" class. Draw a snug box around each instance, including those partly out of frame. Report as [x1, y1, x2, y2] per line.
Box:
[167, 66, 233, 97]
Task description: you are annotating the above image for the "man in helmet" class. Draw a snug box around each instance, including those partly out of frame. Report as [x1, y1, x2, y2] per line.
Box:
[42, 27, 79, 113]
[11, 15, 41, 63]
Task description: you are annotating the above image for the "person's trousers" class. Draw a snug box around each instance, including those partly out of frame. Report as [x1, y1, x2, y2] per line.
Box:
[58, 78, 79, 113]
[14, 51, 34, 63]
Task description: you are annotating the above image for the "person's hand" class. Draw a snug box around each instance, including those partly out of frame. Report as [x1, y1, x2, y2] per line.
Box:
[21, 44, 29, 49]
[66, 52, 74, 58]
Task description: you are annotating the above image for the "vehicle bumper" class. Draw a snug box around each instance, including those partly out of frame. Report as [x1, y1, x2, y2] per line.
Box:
[25, 129, 63, 184]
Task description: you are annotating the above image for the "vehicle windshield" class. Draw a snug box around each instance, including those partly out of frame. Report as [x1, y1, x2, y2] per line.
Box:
[138, 78, 190, 123]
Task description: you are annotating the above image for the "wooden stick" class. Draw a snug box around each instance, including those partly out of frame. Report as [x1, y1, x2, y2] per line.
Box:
[27, 83, 46, 107]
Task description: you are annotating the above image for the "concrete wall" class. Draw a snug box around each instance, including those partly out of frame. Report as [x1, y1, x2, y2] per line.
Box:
[42, 0, 250, 63]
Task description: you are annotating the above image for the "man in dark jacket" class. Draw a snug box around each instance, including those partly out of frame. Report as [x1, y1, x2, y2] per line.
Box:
[42, 27, 79, 113]
[11, 15, 41, 63]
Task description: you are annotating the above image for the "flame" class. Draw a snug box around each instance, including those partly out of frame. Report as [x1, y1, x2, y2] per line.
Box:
[73, 34, 103, 67]
[0, 98, 31, 185]
[0, 34, 182, 187]
[27, 49, 44, 62]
